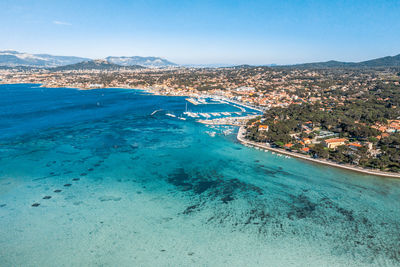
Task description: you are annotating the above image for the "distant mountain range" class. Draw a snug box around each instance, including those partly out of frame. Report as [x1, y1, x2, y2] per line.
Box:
[0, 50, 90, 67]
[106, 56, 176, 67]
[51, 59, 144, 71]
[0, 50, 177, 68]
[1, 50, 400, 69]
[286, 54, 400, 68]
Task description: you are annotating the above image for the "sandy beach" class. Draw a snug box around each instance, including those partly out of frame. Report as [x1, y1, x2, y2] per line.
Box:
[237, 126, 400, 179]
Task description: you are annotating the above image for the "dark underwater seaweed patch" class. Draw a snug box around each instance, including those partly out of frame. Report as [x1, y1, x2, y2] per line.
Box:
[319, 197, 355, 222]
[168, 168, 264, 208]
[287, 194, 317, 220]
[186, 183, 400, 266]
[193, 180, 218, 194]
[167, 168, 193, 191]
[245, 205, 272, 226]
[183, 204, 199, 214]
[98, 196, 122, 202]
[255, 164, 294, 178]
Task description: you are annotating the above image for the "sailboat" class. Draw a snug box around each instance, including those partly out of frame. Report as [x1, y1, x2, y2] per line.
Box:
[179, 102, 188, 120]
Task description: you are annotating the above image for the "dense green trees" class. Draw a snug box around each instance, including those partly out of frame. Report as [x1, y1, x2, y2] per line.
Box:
[247, 82, 400, 172]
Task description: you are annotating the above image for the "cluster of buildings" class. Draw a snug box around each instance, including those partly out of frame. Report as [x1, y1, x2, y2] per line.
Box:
[0, 66, 398, 120]
[372, 120, 400, 138]
[255, 120, 375, 155]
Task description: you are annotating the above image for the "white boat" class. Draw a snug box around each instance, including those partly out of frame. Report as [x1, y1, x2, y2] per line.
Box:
[223, 129, 233, 135]
[166, 113, 176, 118]
[186, 112, 199, 118]
[206, 131, 216, 137]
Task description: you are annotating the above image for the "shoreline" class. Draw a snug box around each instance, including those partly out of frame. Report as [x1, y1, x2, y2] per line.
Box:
[5, 83, 398, 178]
[237, 126, 400, 179]
[1, 82, 265, 114]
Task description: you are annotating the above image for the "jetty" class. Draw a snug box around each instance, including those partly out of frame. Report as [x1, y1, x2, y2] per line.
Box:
[151, 109, 162, 115]
[198, 115, 258, 126]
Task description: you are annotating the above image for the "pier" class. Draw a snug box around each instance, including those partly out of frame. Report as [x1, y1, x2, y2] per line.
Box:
[198, 115, 259, 126]
[151, 109, 162, 115]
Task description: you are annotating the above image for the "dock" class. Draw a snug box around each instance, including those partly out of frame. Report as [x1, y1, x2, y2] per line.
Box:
[186, 98, 200, 105]
[197, 115, 259, 126]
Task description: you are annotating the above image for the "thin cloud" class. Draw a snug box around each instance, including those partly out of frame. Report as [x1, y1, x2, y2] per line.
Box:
[53, 20, 72, 26]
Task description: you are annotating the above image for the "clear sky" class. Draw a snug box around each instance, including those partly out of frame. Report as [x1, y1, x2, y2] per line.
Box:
[1, 0, 400, 65]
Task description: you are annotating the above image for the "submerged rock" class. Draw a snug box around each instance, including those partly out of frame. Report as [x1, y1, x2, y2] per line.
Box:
[99, 196, 122, 202]
[183, 204, 199, 214]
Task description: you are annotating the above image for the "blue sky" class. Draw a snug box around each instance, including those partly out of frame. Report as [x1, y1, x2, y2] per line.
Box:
[1, 0, 399, 65]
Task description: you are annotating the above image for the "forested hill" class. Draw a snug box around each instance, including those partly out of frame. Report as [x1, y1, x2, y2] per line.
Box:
[284, 54, 400, 69]
[50, 60, 144, 71]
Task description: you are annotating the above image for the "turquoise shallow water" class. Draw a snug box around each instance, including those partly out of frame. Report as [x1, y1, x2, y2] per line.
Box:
[0, 84, 399, 266]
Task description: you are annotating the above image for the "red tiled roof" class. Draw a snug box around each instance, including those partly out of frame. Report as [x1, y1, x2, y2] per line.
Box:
[324, 138, 347, 143]
[347, 143, 362, 148]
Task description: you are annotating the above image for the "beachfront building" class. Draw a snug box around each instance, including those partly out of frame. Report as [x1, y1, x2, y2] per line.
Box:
[284, 143, 294, 149]
[323, 138, 348, 149]
[258, 125, 269, 132]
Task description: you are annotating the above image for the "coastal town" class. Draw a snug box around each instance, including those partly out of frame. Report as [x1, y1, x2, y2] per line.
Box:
[1, 66, 399, 108]
[1, 65, 399, 175]
[3, 1, 400, 266]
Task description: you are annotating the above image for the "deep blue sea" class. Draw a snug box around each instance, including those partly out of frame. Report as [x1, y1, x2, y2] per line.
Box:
[0, 84, 399, 266]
